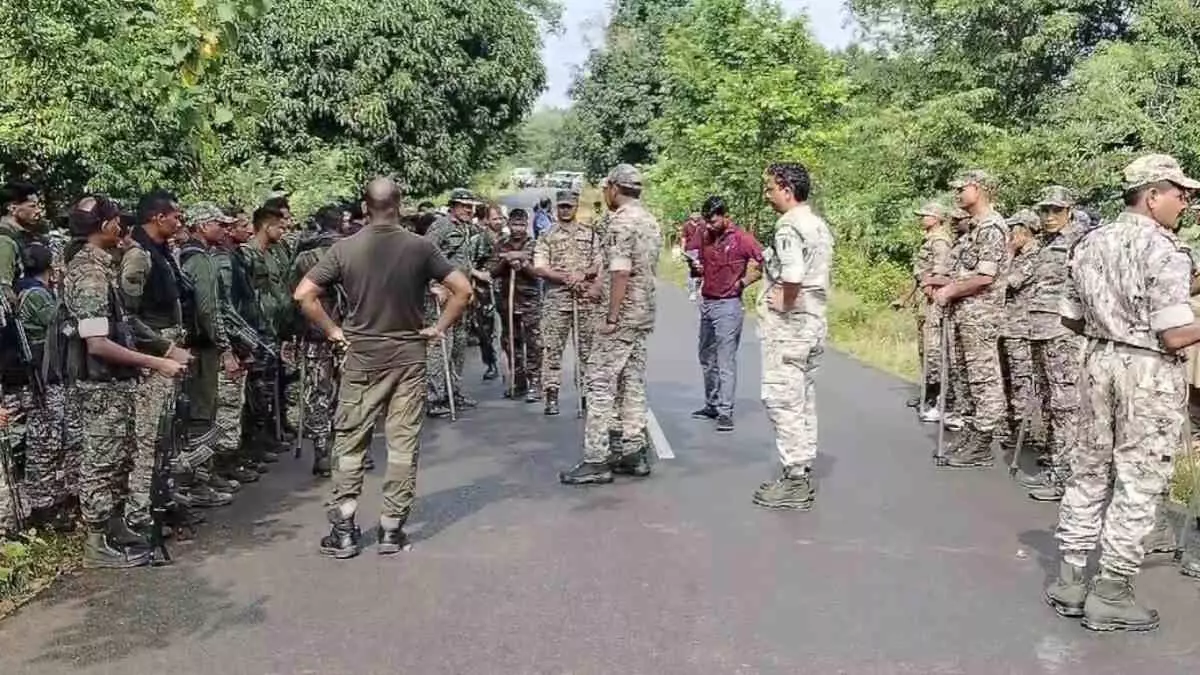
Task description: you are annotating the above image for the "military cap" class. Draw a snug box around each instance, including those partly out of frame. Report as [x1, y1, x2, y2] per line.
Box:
[1035, 185, 1075, 209]
[606, 163, 643, 189]
[914, 202, 946, 218]
[185, 202, 236, 227]
[949, 169, 998, 193]
[447, 188, 482, 205]
[949, 207, 971, 221]
[555, 190, 579, 206]
[1122, 154, 1200, 191]
[1006, 208, 1040, 232]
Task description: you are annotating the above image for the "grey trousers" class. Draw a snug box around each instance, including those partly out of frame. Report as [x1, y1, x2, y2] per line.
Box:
[699, 297, 745, 417]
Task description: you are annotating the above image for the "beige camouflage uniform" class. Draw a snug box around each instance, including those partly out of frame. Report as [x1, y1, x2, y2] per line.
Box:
[1028, 187, 1087, 488]
[581, 167, 661, 462]
[759, 203, 834, 470]
[913, 204, 954, 389]
[999, 210, 1040, 447]
[945, 179, 1009, 451]
[1056, 157, 1199, 580]
[534, 202, 601, 400]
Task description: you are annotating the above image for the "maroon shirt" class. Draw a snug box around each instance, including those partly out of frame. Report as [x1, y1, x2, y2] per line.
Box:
[686, 224, 763, 300]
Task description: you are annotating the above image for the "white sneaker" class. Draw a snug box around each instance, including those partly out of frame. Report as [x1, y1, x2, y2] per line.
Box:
[920, 407, 941, 424]
[943, 413, 964, 431]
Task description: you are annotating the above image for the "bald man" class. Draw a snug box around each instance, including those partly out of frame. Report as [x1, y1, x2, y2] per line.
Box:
[295, 178, 473, 559]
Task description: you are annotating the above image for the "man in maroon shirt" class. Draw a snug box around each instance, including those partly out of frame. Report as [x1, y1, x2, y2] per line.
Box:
[685, 196, 763, 431]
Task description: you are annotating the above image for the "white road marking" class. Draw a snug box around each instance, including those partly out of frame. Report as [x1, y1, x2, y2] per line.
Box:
[646, 408, 675, 459]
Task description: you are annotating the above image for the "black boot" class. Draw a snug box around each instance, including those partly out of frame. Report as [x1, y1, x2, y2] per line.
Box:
[943, 429, 995, 468]
[482, 363, 499, 381]
[559, 461, 614, 485]
[427, 400, 452, 418]
[320, 509, 362, 560]
[544, 389, 560, 416]
[377, 525, 412, 555]
[609, 448, 651, 477]
[83, 526, 152, 569]
[108, 511, 151, 550]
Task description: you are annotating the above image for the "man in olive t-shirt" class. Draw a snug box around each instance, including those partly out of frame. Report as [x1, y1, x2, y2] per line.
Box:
[295, 177, 472, 560]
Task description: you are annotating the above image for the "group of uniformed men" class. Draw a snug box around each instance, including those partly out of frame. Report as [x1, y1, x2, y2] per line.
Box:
[0, 184, 354, 569]
[909, 155, 1200, 632]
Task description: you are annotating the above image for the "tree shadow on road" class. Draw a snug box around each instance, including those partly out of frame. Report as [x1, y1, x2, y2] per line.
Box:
[12, 457, 325, 669]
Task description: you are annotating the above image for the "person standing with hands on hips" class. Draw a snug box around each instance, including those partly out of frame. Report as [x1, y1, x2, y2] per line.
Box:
[295, 178, 472, 560]
[754, 163, 833, 511]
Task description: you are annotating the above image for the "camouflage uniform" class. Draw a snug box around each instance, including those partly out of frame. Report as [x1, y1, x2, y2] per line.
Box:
[238, 242, 282, 447]
[1052, 156, 1200, 625]
[912, 205, 953, 391]
[467, 224, 499, 373]
[120, 231, 185, 525]
[999, 211, 1040, 448]
[425, 213, 475, 405]
[0, 386, 30, 533]
[945, 195, 1009, 457]
[291, 232, 342, 462]
[15, 279, 74, 512]
[1028, 188, 1087, 490]
[64, 243, 140, 530]
[212, 246, 252, 474]
[758, 204, 834, 470]
[534, 208, 600, 400]
[581, 184, 661, 462]
[265, 239, 299, 432]
[494, 231, 542, 396]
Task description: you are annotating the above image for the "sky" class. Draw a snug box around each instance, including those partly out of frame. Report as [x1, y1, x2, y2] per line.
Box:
[537, 0, 857, 109]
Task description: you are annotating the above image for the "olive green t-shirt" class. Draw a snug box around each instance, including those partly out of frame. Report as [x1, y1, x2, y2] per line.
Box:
[306, 220, 454, 371]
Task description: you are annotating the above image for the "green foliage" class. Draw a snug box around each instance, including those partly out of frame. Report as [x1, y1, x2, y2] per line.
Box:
[506, 108, 586, 173]
[0, 0, 550, 215]
[0, 531, 80, 611]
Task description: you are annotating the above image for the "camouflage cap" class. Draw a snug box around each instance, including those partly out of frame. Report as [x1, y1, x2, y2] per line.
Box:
[949, 169, 998, 193]
[1035, 185, 1075, 209]
[447, 188, 482, 205]
[1122, 154, 1200, 191]
[1006, 208, 1040, 232]
[555, 189, 579, 206]
[949, 207, 971, 221]
[606, 163, 643, 189]
[914, 202, 946, 218]
[185, 201, 236, 227]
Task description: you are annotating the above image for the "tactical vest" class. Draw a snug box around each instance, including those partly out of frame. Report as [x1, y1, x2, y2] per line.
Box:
[66, 284, 139, 383]
[178, 243, 212, 348]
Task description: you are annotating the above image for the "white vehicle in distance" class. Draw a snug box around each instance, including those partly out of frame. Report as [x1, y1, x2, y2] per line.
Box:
[548, 171, 585, 192]
[509, 167, 537, 189]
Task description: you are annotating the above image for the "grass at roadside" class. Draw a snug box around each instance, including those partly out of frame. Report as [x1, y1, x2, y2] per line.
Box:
[1, 529, 82, 619]
[658, 252, 920, 382]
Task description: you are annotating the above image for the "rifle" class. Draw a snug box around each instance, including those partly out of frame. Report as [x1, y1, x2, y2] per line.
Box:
[571, 296, 583, 418]
[295, 343, 307, 459]
[1, 291, 45, 403]
[1177, 389, 1200, 558]
[933, 317, 950, 466]
[434, 303, 456, 422]
[1008, 390, 1039, 478]
[149, 378, 187, 565]
[0, 411, 26, 533]
[507, 269, 516, 398]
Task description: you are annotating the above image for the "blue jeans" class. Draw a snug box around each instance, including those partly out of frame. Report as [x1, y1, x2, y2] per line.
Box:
[698, 297, 744, 417]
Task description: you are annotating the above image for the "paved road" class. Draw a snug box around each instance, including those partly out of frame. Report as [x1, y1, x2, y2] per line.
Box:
[499, 188, 557, 211]
[3, 283, 1200, 674]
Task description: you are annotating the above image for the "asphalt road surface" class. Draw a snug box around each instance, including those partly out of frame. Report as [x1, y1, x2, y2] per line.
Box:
[3, 282, 1200, 674]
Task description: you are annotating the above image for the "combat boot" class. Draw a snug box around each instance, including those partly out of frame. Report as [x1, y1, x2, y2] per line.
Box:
[752, 465, 815, 510]
[524, 380, 542, 403]
[320, 509, 362, 560]
[83, 527, 152, 569]
[225, 464, 260, 484]
[1180, 525, 1200, 579]
[609, 448, 651, 477]
[1082, 573, 1159, 632]
[1044, 560, 1087, 618]
[312, 451, 332, 478]
[455, 393, 478, 409]
[943, 429, 994, 469]
[184, 483, 234, 508]
[544, 389, 560, 416]
[377, 524, 412, 555]
[108, 511, 151, 550]
[427, 400, 452, 418]
[1016, 469, 1052, 490]
[1028, 480, 1065, 502]
[1142, 508, 1178, 555]
[559, 461, 614, 485]
[482, 363, 499, 381]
